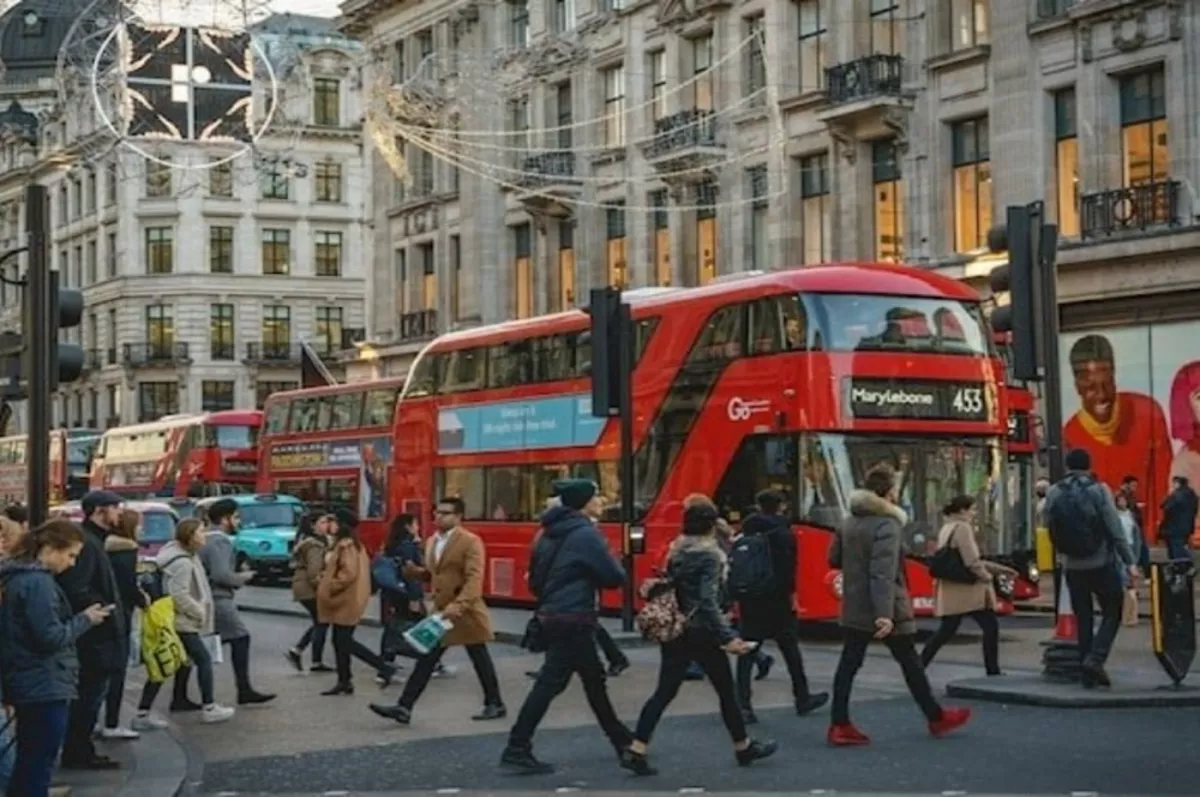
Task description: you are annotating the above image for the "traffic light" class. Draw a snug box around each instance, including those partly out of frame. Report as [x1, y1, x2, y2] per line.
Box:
[987, 205, 1039, 381]
[49, 270, 85, 390]
[589, 287, 627, 418]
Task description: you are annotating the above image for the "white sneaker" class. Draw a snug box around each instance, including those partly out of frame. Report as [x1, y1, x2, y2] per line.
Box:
[99, 726, 140, 740]
[201, 704, 235, 724]
[432, 664, 457, 678]
[131, 713, 169, 731]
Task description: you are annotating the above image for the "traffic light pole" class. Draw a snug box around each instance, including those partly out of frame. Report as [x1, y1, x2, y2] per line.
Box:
[617, 300, 635, 633]
[25, 184, 50, 528]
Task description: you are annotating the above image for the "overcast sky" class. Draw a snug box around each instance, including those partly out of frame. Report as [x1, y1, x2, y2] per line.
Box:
[274, 0, 341, 17]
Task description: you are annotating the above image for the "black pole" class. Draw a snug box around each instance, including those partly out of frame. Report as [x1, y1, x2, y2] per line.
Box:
[25, 183, 50, 528]
[617, 299, 635, 633]
[1039, 218, 1063, 485]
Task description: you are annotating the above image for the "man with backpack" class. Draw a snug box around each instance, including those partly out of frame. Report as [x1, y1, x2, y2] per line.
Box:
[1044, 449, 1139, 688]
[729, 489, 828, 723]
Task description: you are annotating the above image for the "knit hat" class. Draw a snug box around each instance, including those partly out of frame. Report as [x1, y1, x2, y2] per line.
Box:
[1065, 448, 1091, 472]
[552, 479, 597, 511]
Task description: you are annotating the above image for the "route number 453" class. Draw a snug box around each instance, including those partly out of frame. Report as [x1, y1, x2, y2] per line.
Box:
[952, 388, 984, 415]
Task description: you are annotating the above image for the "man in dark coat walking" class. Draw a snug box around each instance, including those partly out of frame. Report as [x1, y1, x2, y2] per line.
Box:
[56, 490, 127, 770]
[733, 490, 827, 723]
[1160, 476, 1198, 562]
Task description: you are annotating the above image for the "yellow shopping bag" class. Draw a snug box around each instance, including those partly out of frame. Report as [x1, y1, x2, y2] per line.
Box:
[141, 597, 188, 683]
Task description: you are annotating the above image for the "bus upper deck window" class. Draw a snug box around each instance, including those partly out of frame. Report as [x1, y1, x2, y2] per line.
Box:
[329, 392, 363, 429]
[265, 401, 289, 434]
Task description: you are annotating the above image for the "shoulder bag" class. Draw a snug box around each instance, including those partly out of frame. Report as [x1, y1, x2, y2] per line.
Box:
[520, 536, 569, 653]
[928, 526, 978, 585]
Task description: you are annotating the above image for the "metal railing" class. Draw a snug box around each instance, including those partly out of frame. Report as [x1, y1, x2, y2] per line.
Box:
[642, 109, 719, 160]
[1079, 179, 1182, 240]
[1036, 0, 1075, 19]
[122, 341, 190, 366]
[825, 54, 903, 105]
[244, 342, 301, 364]
[517, 151, 578, 187]
[398, 309, 438, 342]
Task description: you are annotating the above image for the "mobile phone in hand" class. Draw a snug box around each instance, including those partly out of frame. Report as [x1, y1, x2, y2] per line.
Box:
[102, 604, 116, 612]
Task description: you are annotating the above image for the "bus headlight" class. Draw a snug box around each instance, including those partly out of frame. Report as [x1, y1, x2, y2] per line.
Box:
[1026, 563, 1040, 583]
[826, 571, 844, 599]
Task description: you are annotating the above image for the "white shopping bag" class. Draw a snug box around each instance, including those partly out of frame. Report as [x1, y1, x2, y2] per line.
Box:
[127, 611, 143, 669]
[202, 634, 224, 664]
[403, 614, 453, 656]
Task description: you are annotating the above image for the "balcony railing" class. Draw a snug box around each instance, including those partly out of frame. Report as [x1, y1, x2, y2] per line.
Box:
[398, 309, 438, 342]
[105, 347, 117, 365]
[642, 109, 720, 160]
[85, 348, 103, 371]
[825, 54, 903, 106]
[341, 327, 367, 350]
[1036, 0, 1076, 19]
[122, 341, 190, 367]
[1079, 179, 1182, 240]
[244, 342, 301, 364]
[517, 152, 578, 188]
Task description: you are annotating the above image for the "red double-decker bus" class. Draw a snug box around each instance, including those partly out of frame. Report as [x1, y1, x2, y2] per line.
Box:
[89, 410, 261, 499]
[392, 264, 1021, 619]
[0, 428, 101, 506]
[257, 378, 402, 551]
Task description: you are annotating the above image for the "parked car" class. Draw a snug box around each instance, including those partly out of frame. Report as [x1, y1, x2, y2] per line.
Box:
[50, 500, 181, 568]
[192, 493, 305, 582]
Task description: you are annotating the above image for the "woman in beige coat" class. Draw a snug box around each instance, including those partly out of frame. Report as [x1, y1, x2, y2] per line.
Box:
[920, 495, 1017, 675]
[316, 519, 396, 695]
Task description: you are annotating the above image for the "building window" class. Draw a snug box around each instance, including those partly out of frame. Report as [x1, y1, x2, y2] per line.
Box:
[394, 39, 406, 84]
[748, 166, 768, 270]
[692, 35, 713, 111]
[416, 27, 434, 66]
[145, 304, 174, 349]
[145, 227, 173, 274]
[508, 96, 531, 163]
[449, 235, 462, 321]
[262, 305, 290, 348]
[418, 242, 436, 309]
[1119, 67, 1168, 187]
[106, 162, 118, 205]
[1054, 88, 1079, 238]
[106, 232, 117, 278]
[209, 226, 234, 273]
[86, 240, 97, 284]
[314, 161, 342, 202]
[106, 384, 119, 425]
[871, 0, 904, 55]
[314, 231, 343, 277]
[605, 202, 627, 288]
[255, 380, 298, 409]
[261, 229, 291, 275]
[513, 222, 533, 318]
[201, 381, 236, 411]
[210, 304, 235, 361]
[650, 189, 670, 286]
[556, 82, 572, 148]
[57, 184, 67, 226]
[745, 16, 765, 101]
[312, 77, 340, 126]
[949, 0, 989, 51]
[557, 221, 575, 311]
[872, 140, 904, 262]
[696, 182, 717, 284]
[649, 51, 667, 121]
[798, 0, 826, 93]
[951, 117, 991, 252]
[145, 158, 172, 198]
[599, 0, 623, 10]
[799, 154, 830, 264]
[138, 382, 178, 422]
[552, 0, 576, 33]
[261, 164, 290, 200]
[396, 248, 408, 314]
[602, 65, 625, 147]
[509, 0, 530, 47]
[209, 159, 233, 196]
[315, 307, 343, 356]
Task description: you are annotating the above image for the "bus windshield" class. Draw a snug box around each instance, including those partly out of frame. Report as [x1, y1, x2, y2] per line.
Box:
[803, 293, 992, 356]
[802, 435, 1004, 555]
[140, 511, 175, 543]
[238, 502, 300, 528]
[210, 425, 259, 450]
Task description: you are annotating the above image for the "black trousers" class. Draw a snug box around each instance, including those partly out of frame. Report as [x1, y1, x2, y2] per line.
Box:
[395, 643, 502, 710]
[1065, 565, 1124, 667]
[920, 609, 1000, 675]
[634, 630, 746, 745]
[736, 621, 813, 709]
[331, 624, 387, 683]
[594, 624, 628, 667]
[507, 623, 631, 752]
[296, 598, 328, 663]
[62, 664, 111, 763]
[831, 630, 941, 726]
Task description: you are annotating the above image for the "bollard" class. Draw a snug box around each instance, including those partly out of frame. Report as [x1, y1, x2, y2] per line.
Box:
[1150, 560, 1196, 687]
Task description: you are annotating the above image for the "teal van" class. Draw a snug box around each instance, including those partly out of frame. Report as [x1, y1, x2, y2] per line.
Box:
[193, 493, 305, 580]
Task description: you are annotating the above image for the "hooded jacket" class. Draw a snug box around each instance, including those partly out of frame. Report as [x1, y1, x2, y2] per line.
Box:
[55, 518, 126, 669]
[1161, 484, 1199, 542]
[828, 489, 915, 636]
[105, 534, 145, 615]
[0, 561, 92, 704]
[735, 512, 797, 639]
[666, 535, 736, 644]
[530, 505, 625, 619]
[291, 535, 327, 603]
[157, 541, 214, 635]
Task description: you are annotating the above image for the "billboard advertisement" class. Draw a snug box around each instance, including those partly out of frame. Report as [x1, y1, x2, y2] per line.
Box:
[437, 394, 606, 454]
[1060, 321, 1200, 541]
[268, 437, 391, 519]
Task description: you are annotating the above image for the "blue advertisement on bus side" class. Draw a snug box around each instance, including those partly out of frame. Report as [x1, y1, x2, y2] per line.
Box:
[437, 394, 607, 454]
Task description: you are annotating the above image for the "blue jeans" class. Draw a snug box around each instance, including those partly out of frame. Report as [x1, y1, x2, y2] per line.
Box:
[1166, 537, 1191, 562]
[0, 712, 15, 791]
[9, 701, 70, 797]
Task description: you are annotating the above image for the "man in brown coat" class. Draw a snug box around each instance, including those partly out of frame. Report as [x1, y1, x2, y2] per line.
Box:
[369, 496, 506, 725]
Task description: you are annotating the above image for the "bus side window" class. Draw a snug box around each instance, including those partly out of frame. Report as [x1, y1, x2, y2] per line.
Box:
[329, 391, 363, 430]
[573, 331, 592, 377]
[436, 467, 486, 520]
[265, 400, 289, 434]
[533, 335, 571, 382]
[290, 398, 319, 432]
[635, 317, 660, 362]
[406, 353, 441, 397]
[441, 348, 485, 393]
[689, 304, 745, 364]
[488, 342, 531, 388]
[316, 396, 335, 430]
[363, 389, 398, 427]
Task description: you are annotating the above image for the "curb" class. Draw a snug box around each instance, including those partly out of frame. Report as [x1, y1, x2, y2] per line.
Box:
[1015, 602, 1155, 621]
[945, 677, 1200, 709]
[112, 698, 193, 797]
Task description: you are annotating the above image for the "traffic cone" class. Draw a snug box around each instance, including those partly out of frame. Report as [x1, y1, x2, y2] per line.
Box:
[1052, 579, 1077, 641]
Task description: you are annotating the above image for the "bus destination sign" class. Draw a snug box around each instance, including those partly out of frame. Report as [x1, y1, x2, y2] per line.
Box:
[845, 378, 992, 422]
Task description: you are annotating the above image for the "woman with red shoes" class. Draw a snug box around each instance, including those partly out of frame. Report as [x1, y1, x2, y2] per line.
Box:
[825, 464, 971, 746]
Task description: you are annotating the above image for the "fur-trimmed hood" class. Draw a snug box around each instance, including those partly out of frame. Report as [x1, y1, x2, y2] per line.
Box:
[848, 489, 908, 526]
[104, 534, 139, 552]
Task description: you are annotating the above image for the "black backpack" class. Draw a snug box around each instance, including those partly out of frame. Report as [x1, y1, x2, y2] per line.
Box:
[1046, 475, 1106, 558]
[728, 533, 776, 600]
[138, 555, 188, 603]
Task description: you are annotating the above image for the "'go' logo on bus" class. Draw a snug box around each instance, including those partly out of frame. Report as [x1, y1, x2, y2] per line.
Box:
[727, 397, 771, 421]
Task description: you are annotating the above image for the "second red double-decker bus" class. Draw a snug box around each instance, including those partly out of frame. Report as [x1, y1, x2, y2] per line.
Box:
[0, 428, 101, 506]
[392, 264, 1021, 619]
[89, 410, 262, 499]
[257, 378, 402, 551]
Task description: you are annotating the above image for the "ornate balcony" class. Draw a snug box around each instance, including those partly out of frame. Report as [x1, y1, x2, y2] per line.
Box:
[122, 342, 191, 368]
[1079, 179, 1182, 241]
[640, 109, 725, 177]
[1036, 0, 1075, 19]
[817, 55, 907, 130]
[398, 309, 437, 343]
[244, 342, 301, 365]
[85, 348, 103, 372]
[514, 151, 581, 217]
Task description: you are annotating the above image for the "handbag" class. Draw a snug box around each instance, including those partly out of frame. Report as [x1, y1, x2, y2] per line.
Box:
[635, 577, 691, 644]
[521, 537, 569, 653]
[928, 544, 977, 584]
